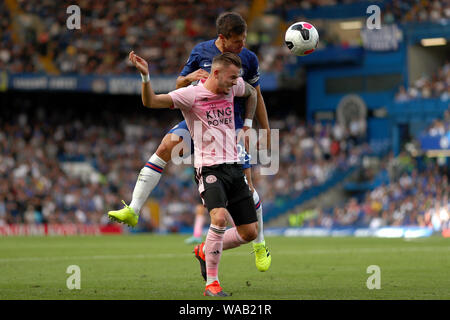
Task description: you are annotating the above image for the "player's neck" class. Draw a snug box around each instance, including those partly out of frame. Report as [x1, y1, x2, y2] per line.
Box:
[215, 38, 224, 53]
[203, 78, 220, 94]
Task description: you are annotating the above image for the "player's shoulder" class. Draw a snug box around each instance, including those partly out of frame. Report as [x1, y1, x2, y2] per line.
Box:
[239, 47, 259, 64]
[192, 39, 216, 53]
[174, 82, 198, 93]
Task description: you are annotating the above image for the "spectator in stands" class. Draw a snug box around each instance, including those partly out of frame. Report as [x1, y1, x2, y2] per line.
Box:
[395, 85, 409, 102]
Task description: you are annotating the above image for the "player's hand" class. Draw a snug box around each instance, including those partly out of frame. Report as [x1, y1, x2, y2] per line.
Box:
[129, 51, 149, 75]
[187, 69, 209, 82]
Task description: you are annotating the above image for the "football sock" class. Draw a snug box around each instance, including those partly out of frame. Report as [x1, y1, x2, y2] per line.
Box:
[253, 189, 265, 244]
[222, 227, 248, 250]
[205, 224, 226, 286]
[193, 214, 204, 238]
[129, 153, 166, 214]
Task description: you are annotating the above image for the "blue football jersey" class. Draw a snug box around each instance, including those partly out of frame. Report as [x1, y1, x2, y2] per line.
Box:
[180, 39, 260, 129]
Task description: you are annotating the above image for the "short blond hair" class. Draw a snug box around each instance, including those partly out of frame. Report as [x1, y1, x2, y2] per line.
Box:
[212, 52, 242, 69]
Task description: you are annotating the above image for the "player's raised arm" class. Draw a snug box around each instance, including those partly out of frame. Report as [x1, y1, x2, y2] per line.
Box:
[234, 78, 257, 128]
[242, 82, 257, 126]
[236, 80, 257, 153]
[247, 52, 271, 149]
[254, 84, 271, 149]
[129, 51, 174, 109]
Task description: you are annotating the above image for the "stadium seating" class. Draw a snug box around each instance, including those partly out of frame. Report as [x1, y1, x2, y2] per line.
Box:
[394, 61, 450, 102]
[317, 104, 450, 231]
[1, 0, 247, 75]
[303, 153, 449, 230]
[1, 0, 448, 233]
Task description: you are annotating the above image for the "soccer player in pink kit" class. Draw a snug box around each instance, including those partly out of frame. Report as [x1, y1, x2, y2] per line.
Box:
[109, 13, 271, 274]
[129, 51, 259, 297]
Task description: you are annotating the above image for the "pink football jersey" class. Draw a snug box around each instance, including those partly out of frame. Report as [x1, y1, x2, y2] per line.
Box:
[169, 77, 245, 168]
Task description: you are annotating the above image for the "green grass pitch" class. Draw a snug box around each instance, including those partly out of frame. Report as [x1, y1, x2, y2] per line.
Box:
[0, 234, 449, 300]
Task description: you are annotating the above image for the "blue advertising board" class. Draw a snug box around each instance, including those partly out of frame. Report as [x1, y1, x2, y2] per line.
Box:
[1, 72, 279, 94]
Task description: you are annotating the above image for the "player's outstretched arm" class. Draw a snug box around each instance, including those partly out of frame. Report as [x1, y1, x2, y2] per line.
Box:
[254, 85, 271, 149]
[242, 82, 257, 124]
[237, 82, 257, 152]
[129, 51, 174, 109]
[254, 85, 270, 131]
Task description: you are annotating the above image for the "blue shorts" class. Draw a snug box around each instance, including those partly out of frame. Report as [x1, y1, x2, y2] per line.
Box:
[167, 120, 252, 169]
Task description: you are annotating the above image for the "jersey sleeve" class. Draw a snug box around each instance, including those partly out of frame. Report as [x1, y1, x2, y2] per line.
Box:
[168, 86, 196, 110]
[246, 52, 260, 88]
[179, 46, 201, 77]
[233, 77, 246, 97]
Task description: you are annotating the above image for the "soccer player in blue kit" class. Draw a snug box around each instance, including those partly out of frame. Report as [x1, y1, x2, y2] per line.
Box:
[108, 12, 272, 273]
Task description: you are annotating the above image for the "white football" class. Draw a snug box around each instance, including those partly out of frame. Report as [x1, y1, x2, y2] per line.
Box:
[285, 21, 319, 56]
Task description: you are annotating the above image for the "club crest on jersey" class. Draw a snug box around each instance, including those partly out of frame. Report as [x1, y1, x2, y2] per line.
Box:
[205, 175, 217, 184]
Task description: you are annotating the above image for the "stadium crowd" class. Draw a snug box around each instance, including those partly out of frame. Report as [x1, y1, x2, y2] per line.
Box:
[1, 1, 448, 233]
[1, 0, 247, 74]
[383, 0, 450, 24]
[301, 153, 449, 231]
[0, 99, 368, 230]
[304, 101, 450, 231]
[260, 0, 450, 73]
[395, 61, 450, 102]
[265, 0, 450, 24]
[299, 100, 450, 231]
[2, 0, 448, 77]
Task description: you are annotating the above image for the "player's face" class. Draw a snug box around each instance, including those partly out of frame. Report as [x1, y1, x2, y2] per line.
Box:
[217, 64, 240, 94]
[222, 32, 246, 54]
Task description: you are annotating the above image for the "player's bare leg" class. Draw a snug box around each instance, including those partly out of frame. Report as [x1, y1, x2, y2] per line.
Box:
[244, 167, 271, 272]
[108, 133, 184, 227]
